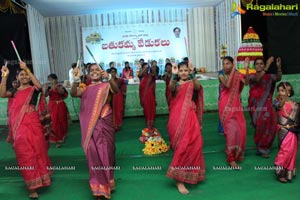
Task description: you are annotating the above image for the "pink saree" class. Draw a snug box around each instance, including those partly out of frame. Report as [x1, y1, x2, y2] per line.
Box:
[121, 67, 133, 80]
[218, 71, 246, 163]
[79, 82, 116, 198]
[274, 101, 299, 180]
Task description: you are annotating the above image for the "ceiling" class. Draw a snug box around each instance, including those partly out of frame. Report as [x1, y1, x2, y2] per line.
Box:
[21, 0, 223, 17]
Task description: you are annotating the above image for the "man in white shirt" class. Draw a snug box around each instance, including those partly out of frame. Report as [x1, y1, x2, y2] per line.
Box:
[69, 63, 78, 84]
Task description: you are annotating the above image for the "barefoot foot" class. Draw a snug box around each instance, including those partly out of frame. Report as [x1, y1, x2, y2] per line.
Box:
[29, 190, 38, 199]
[176, 182, 189, 194]
[261, 153, 270, 158]
[278, 177, 288, 183]
[55, 143, 61, 148]
[229, 161, 241, 170]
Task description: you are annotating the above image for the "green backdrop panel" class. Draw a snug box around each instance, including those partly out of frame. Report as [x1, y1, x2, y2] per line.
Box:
[0, 74, 299, 124]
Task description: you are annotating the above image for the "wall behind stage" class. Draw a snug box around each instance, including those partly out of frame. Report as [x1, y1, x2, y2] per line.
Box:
[0, 13, 32, 88]
[83, 22, 187, 73]
[266, 0, 300, 74]
[241, 0, 300, 74]
[45, 8, 188, 81]
[45, 7, 225, 81]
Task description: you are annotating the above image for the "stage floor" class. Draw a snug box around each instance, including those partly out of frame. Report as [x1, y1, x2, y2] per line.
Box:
[1, 112, 299, 200]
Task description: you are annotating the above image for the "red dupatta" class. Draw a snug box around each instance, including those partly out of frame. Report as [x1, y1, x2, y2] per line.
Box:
[10, 86, 52, 142]
[167, 81, 205, 184]
[168, 81, 203, 150]
[11, 87, 35, 139]
[218, 71, 246, 162]
[79, 82, 110, 154]
[219, 71, 244, 125]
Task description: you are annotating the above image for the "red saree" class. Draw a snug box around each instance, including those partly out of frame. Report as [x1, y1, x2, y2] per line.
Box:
[248, 74, 277, 155]
[79, 83, 116, 199]
[10, 86, 51, 190]
[218, 71, 246, 163]
[112, 78, 125, 131]
[274, 101, 299, 180]
[167, 81, 205, 184]
[48, 85, 68, 143]
[139, 73, 156, 128]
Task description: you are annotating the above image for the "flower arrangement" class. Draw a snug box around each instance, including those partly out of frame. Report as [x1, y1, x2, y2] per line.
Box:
[139, 128, 169, 155]
[237, 26, 262, 74]
[139, 128, 159, 143]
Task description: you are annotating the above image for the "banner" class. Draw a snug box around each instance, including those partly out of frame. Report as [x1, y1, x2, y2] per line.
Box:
[82, 22, 188, 74]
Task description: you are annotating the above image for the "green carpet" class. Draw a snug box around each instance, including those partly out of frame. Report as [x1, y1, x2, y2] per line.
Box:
[1, 112, 299, 200]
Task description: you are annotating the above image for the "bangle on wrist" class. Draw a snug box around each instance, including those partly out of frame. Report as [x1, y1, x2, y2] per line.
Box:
[107, 73, 112, 81]
[171, 74, 178, 81]
[101, 73, 112, 83]
[2, 73, 8, 77]
[73, 77, 81, 83]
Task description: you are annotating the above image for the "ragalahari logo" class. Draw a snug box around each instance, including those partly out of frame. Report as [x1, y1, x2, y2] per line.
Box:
[246, 1, 298, 16]
[231, 2, 247, 18]
[232, 0, 299, 17]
